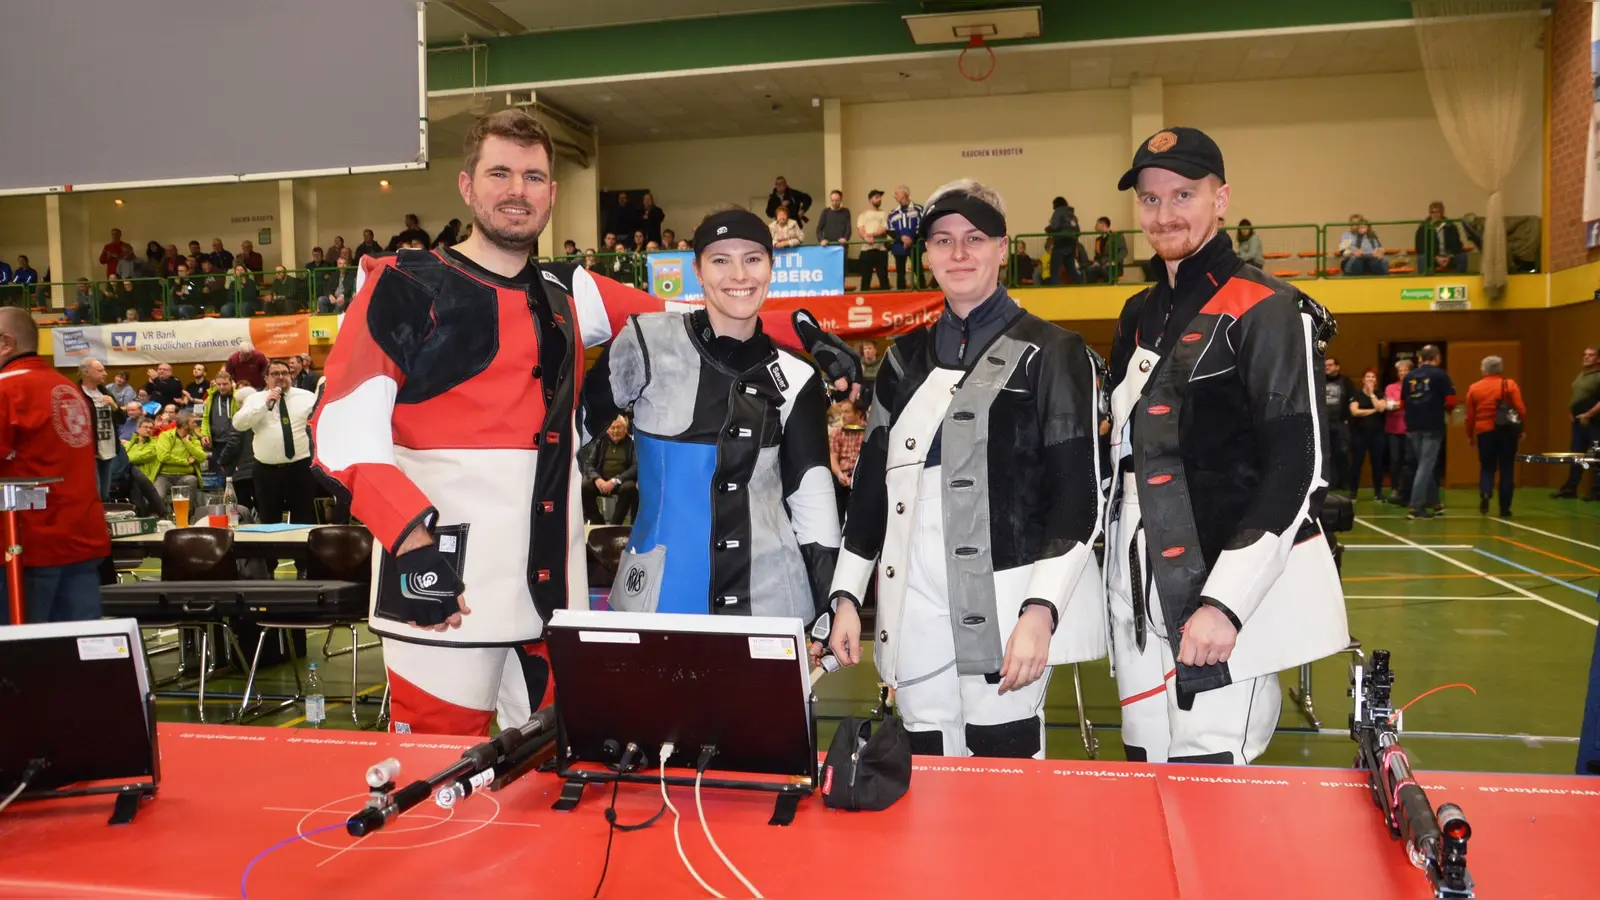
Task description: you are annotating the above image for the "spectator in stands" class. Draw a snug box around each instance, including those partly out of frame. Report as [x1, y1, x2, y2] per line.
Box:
[291, 353, 318, 393]
[121, 307, 138, 324]
[1553, 345, 1600, 500]
[606, 193, 636, 248]
[1046, 197, 1082, 285]
[583, 249, 601, 273]
[117, 402, 144, 441]
[227, 347, 269, 391]
[829, 398, 866, 518]
[887, 185, 924, 290]
[100, 228, 130, 277]
[1085, 217, 1127, 283]
[78, 357, 124, 500]
[1465, 355, 1525, 517]
[1403, 344, 1456, 519]
[184, 253, 200, 274]
[170, 264, 199, 319]
[186, 364, 210, 407]
[817, 190, 852, 246]
[116, 245, 145, 280]
[199, 259, 228, 313]
[662, 228, 677, 249]
[136, 388, 153, 413]
[198, 369, 253, 507]
[386, 214, 431, 251]
[187, 240, 204, 263]
[209, 238, 233, 273]
[225, 263, 260, 317]
[631, 229, 649, 258]
[432, 220, 463, 250]
[145, 363, 187, 408]
[766, 175, 812, 226]
[1014, 240, 1039, 284]
[11, 255, 36, 291]
[68, 278, 95, 324]
[1234, 219, 1265, 269]
[266, 265, 299, 314]
[145, 241, 166, 273]
[108, 371, 137, 408]
[154, 404, 177, 434]
[122, 278, 153, 322]
[355, 229, 383, 261]
[769, 204, 804, 248]
[1346, 368, 1388, 499]
[561, 239, 579, 260]
[232, 358, 318, 526]
[676, 239, 691, 250]
[237, 239, 264, 274]
[856, 189, 890, 290]
[0, 259, 10, 295]
[303, 245, 328, 273]
[326, 235, 349, 263]
[1415, 201, 1469, 275]
[1338, 216, 1389, 276]
[638, 192, 665, 246]
[579, 414, 638, 525]
[601, 232, 618, 255]
[644, 241, 661, 252]
[161, 244, 181, 276]
[147, 410, 206, 500]
[305, 247, 336, 304]
[319, 253, 354, 313]
[1323, 357, 1356, 490]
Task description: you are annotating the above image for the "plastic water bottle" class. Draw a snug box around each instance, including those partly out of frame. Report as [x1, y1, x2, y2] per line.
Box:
[223, 477, 239, 528]
[305, 664, 326, 727]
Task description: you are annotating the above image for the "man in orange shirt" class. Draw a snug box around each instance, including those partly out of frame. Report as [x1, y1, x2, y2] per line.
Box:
[1464, 355, 1526, 517]
[0, 308, 110, 622]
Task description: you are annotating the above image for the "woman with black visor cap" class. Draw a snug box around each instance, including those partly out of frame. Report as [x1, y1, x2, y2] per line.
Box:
[822, 179, 1107, 758]
[583, 208, 842, 632]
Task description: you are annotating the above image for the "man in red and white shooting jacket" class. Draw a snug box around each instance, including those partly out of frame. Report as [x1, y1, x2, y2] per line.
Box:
[311, 109, 857, 736]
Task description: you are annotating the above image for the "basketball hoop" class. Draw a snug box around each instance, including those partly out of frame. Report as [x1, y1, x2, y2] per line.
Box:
[957, 33, 996, 82]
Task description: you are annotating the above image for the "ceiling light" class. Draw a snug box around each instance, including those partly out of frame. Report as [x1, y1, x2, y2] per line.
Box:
[379, 179, 391, 188]
[113, 198, 124, 206]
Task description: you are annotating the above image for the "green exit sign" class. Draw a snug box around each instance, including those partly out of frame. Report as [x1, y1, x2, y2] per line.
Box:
[1400, 288, 1435, 301]
[310, 327, 332, 340]
[1437, 285, 1468, 302]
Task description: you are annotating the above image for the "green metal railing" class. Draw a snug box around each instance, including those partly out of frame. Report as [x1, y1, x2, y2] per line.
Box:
[20, 269, 322, 324]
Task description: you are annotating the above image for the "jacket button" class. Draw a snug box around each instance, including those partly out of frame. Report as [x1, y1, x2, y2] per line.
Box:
[905, 438, 916, 450]
[895, 502, 905, 514]
[531, 365, 542, 378]
[879, 630, 888, 643]
[885, 566, 895, 578]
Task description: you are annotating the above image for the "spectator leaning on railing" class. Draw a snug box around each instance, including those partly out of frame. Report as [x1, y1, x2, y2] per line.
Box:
[1085, 216, 1127, 283]
[1234, 219, 1264, 269]
[1415, 201, 1469, 275]
[817, 190, 852, 246]
[769, 204, 804, 248]
[1338, 216, 1389, 276]
[1045, 196, 1082, 284]
[766, 175, 812, 226]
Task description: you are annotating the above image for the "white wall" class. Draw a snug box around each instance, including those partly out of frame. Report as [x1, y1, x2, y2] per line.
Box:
[0, 196, 49, 278]
[313, 163, 466, 263]
[842, 89, 1132, 243]
[62, 182, 281, 279]
[601, 132, 824, 247]
[1162, 70, 1544, 227]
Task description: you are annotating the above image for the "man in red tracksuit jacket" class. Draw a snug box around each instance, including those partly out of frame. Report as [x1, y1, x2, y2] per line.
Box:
[0, 308, 110, 622]
[311, 109, 856, 736]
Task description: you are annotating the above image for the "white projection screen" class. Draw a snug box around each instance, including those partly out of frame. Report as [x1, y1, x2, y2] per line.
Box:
[0, 0, 425, 195]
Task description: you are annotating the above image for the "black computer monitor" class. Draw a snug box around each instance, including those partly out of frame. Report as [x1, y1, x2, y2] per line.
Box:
[0, 618, 158, 821]
[544, 609, 815, 780]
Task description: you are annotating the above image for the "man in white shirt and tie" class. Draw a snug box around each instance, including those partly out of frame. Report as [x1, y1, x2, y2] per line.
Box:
[232, 358, 318, 525]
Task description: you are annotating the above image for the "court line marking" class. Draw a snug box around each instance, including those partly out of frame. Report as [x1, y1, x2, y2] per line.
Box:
[1471, 549, 1596, 598]
[1344, 594, 1530, 601]
[1492, 536, 1600, 574]
[1343, 544, 1474, 550]
[1354, 518, 1597, 626]
[262, 806, 543, 827]
[1499, 517, 1600, 554]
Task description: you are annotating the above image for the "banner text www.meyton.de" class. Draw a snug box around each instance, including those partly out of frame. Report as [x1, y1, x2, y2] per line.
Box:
[51, 316, 311, 367]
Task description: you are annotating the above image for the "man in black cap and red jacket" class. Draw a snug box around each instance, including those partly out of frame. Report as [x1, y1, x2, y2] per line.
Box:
[1103, 127, 1348, 764]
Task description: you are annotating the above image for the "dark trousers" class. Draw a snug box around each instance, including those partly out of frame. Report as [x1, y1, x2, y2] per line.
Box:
[1386, 432, 1412, 499]
[254, 458, 317, 525]
[1561, 420, 1600, 496]
[1348, 428, 1386, 496]
[582, 480, 637, 525]
[892, 251, 919, 290]
[1323, 423, 1350, 492]
[1476, 429, 1519, 514]
[859, 249, 890, 291]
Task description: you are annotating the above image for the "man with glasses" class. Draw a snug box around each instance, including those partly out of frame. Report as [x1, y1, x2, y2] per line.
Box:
[232, 359, 317, 525]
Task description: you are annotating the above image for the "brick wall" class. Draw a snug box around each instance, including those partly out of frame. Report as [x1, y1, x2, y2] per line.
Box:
[1550, 0, 1600, 270]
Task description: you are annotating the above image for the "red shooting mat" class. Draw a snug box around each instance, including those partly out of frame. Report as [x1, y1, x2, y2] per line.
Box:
[0, 724, 1595, 899]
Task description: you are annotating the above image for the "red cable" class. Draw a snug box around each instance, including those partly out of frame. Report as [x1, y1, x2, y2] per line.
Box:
[1386, 683, 1477, 725]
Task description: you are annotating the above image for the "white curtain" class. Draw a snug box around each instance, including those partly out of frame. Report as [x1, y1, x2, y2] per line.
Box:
[1411, 0, 1544, 300]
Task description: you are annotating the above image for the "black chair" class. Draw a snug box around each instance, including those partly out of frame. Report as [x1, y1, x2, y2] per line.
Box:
[149, 528, 246, 720]
[586, 525, 630, 588]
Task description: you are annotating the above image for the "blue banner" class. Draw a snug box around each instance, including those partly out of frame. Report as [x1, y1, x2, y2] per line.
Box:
[647, 245, 844, 301]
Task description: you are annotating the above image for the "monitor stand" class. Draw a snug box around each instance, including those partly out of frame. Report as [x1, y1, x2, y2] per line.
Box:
[15, 692, 160, 825]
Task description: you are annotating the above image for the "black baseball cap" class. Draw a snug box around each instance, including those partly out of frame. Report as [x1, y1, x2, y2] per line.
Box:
[867, 188, 884, 200]
[1118, 126, 1226, 191]
[919, 191, 1007, 240]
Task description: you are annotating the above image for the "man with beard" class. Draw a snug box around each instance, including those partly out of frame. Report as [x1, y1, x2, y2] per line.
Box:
[1103, 128, 1347, 764]
[311, 109, 859, 737]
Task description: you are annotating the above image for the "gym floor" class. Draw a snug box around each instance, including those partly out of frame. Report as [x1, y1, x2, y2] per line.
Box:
[145, 488, 1600, 775]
